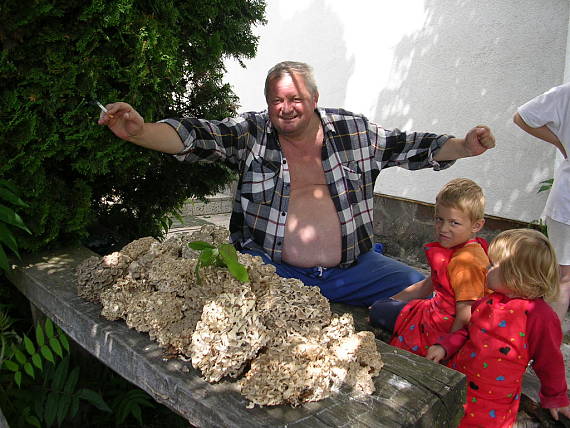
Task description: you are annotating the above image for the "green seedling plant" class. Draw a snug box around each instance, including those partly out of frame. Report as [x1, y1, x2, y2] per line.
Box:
[188, 241, 249, 284]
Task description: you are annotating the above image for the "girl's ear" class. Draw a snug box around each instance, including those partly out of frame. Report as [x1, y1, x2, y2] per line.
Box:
[472, 218, 485, 234]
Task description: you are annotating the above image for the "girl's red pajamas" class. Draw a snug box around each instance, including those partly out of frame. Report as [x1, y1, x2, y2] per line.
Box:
[439, 293, 569, 427]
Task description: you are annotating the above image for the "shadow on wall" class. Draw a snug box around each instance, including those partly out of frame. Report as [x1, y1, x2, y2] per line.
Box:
[373, 0, 568, 222]
[228, 0, 355, 111]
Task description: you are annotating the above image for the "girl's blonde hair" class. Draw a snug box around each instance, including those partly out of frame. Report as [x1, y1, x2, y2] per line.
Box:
[488, 229, 559, 300]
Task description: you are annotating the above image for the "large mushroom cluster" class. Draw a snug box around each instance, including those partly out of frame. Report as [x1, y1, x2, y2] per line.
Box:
[75, 225, 384, 407]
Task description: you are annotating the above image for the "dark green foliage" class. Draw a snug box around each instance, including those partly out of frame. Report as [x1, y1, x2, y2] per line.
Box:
[110, 388, 154, 426]
[0, 0, 266, 252]
[1, 317, 111, 427]
[0, 180, 31, 271]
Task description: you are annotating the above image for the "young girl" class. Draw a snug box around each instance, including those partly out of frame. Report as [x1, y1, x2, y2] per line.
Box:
[427, 229, 570, 427]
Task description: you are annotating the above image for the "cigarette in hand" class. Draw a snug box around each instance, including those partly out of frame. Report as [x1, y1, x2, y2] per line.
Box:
[95, 100, 114, 118]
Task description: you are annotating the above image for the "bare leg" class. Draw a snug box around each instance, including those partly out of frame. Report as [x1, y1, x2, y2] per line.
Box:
[549, 264, 570, 331]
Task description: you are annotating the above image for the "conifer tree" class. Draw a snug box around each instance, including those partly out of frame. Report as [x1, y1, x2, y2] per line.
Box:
[0, 0, 266, 251]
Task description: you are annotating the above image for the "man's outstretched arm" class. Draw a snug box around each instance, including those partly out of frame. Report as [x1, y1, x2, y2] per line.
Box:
[434, 125, 495, 161]
[98, 102, 183, 154]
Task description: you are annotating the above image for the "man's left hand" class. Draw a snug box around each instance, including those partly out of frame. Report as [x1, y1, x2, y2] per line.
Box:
[464, 125, 495, 157]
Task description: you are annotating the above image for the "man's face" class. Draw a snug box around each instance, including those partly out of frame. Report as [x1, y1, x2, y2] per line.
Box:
[266, 72, 318, 139]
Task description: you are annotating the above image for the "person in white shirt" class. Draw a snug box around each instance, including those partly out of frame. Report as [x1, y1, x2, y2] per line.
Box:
[514, 83, 570, 328]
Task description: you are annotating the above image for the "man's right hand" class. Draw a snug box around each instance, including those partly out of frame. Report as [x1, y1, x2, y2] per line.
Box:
[97, 102, 184, 154]
[97, 102, 144, 142]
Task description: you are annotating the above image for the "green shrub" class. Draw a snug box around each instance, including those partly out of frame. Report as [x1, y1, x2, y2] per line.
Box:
[0, 0, 266, 252]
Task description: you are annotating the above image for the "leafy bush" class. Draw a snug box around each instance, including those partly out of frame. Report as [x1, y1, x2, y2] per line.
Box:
[0, 0, 266, 252]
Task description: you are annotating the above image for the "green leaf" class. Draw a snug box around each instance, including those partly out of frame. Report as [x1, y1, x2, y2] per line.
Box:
[0, 204, 31, 234]
[69, 396, 80, 419]
[131, 404, 143, 425]
[0, 222, 20, 259]
[4, 359, 19, 372]
[36, 324, 45, 347]
[198, 247, 217, 267]
[188, 240, 215, 250]
[78, 388, 112, 412]
[51, 357, 69, 391]
[64, 366, 80, 394]
[26, 415, 41, 428]
[44, 318, 54, 338]
[13, 346, 27, 365]
[49, 337, 63, 358]
[538, 178, 554, 193]
[14, 370, 22, 387]
[23, 361, 35, 379]
[0, 244, 9, 273]
[56, 393, 71, 426]
[58, 332, 70, 352]
[0, 181, 29, 207]
[226, 260, 250, 283]
[218, 243, 238, 263]
[45, 392, 58, 427]
[538, 185, 551, 192]
[32, 352, 43, 371]
[34, 396, 44, 423]
[23, 334, 36, 355]
[40, 345, 55, 363]
[0, 180, 17, 194]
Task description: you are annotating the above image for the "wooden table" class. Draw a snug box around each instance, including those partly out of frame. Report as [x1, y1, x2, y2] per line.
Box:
[7, 246, 466, 427]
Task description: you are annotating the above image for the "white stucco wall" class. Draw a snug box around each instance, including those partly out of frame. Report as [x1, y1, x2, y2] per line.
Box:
[223, 0, 569, 222]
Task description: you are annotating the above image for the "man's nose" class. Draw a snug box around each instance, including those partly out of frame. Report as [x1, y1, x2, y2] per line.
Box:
[282, 100, 293, 112]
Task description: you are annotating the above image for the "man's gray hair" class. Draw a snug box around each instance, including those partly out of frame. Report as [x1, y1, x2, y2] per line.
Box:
[264, 61, 319, 100]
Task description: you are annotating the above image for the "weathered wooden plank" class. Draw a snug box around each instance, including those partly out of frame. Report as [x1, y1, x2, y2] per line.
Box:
[7, 246, 465, 427]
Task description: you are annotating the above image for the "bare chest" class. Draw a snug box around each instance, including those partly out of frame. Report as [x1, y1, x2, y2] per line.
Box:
[281, 139, 327, 190]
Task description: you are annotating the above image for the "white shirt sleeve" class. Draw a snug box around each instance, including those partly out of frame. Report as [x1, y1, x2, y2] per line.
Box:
[517, 83, 570, 141]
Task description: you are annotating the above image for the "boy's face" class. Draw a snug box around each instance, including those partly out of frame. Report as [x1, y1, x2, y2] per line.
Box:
[434, 205, 484, 248]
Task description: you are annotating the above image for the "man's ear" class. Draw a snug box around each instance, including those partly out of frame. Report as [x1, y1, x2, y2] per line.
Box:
[313, 92, 319, 108]
[472, 218, 485, 234]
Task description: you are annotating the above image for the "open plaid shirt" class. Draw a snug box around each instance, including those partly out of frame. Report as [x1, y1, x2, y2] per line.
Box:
[162, 108, 453, 268]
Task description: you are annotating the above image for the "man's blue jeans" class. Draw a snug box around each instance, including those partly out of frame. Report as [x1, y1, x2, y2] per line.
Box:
[240, 248, 424, 307]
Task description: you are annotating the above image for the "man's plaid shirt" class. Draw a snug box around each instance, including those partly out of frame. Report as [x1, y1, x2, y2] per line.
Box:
[162, 108, 454, 268]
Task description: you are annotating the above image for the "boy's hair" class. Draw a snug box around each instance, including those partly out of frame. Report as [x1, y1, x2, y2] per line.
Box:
[435, 178, 485, 222]
[264, 61, 319, 100]
[488, 229, 560, 300]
